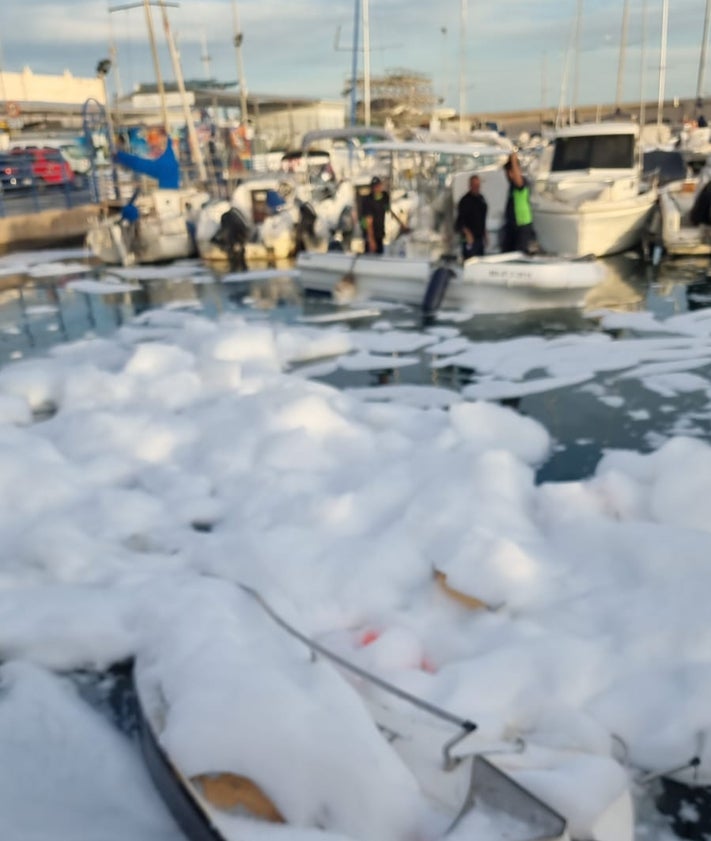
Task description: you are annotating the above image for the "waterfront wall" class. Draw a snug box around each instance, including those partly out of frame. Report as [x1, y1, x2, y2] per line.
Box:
[0, 204, 102, 253]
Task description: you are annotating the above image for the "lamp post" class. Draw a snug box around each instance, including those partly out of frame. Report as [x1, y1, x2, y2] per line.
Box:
[96, 59, 115, 143]
[96, 58, 121, 200]
[231, 0, 249, 125]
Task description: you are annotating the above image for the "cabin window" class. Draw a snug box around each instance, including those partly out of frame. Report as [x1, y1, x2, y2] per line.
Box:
[551, 134, 635, 171]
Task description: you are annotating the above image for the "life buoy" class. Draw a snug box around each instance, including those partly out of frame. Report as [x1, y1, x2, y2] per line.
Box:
[6, 101, 20, 119]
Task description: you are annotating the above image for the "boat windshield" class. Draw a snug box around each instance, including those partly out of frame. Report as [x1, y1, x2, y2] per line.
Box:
[551, 134, 636, 171]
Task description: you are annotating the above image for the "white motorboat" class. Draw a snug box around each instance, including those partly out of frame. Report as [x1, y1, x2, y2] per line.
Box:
[86, 187, 209, 266]
[644, 150, 711, 258]
[530, 122, 658, 258]
[295, 249, 607, 315]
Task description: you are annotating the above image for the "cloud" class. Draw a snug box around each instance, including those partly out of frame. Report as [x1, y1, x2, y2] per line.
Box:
[1, 0, 709, 110]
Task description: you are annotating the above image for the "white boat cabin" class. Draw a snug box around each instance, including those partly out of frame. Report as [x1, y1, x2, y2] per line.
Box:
[533, 122, 645, 204]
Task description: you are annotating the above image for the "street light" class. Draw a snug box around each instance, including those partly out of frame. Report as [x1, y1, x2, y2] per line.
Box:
[96, 59, 112, 78]
[95, 58, 116, 144]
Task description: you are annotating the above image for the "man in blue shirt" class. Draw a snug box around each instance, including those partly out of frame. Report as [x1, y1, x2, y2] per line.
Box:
[114, 128, 181, 189]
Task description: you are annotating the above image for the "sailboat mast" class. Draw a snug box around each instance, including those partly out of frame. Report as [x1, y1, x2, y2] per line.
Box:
[350, 0, 360, 125]
[572, 0, 583, 121]
[142, 0, 170, 131]
[231, 0, 249, 124]
[697, 0, 711, 103]
[639, 0, 648, 127]
[458, 0, 467, 134]
[657, 0, 668, 128]
[615, 0, 630, 109]
[363, 0, 371, 125]
[157, 0, 207, 182]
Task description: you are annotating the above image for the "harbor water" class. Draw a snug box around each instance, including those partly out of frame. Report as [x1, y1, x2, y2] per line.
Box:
[2, 248, 710, 486]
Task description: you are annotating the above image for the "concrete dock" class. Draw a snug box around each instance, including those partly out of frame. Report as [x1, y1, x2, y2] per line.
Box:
[0, 203, 103, 253]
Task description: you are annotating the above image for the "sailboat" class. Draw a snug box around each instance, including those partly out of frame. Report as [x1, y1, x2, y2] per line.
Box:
[86, 0, 210, 266]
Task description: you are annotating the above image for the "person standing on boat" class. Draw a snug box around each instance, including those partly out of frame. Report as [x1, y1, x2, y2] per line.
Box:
[113, 128, 181, 190]
[361, 176, 390, 254]
[501, 152, 535, 254]
[455, 174, 488, 260]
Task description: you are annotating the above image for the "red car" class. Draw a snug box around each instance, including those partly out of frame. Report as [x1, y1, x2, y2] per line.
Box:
[10, 147, 74, 186]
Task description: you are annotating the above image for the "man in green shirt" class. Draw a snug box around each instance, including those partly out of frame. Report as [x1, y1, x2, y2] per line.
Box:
[501, 153, 536, 254]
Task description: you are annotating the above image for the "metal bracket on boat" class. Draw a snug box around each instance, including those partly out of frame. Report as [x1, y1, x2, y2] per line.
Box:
[442, 724, 478, 771]
[638, 756, 701, 786]
[442, 732, 526, 773]
[639, 731, 706, 785]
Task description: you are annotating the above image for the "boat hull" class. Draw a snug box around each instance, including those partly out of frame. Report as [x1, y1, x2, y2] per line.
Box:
[657, 185, 711, 257]
[134, 668, 228, 841]
[530, 194, 657, 258]
[296, 250, 605, 313]
[86, 188, 207, 266]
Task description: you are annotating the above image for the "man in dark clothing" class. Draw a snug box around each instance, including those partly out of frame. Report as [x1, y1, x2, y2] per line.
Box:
[361, 176, 390, 254]
[455, 174, 488, 259]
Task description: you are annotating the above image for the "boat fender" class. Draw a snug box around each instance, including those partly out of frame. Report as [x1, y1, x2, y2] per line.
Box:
[422, 265, 455, 316]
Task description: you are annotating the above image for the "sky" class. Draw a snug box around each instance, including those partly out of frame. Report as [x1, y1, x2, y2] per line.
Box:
[2, 0, 711, 115]
[0, 247, 711, 838]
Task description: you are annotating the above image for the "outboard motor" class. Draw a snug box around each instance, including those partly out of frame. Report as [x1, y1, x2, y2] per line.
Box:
[295, 201, 318, 252]
[336, 205, 356, 252]
[422, 265, 456, 320]
[211, 207, 250, 272]
[690, 181, 711, 226]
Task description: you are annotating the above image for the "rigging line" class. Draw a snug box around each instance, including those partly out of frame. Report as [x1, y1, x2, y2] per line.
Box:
[234, 580, 477, 734]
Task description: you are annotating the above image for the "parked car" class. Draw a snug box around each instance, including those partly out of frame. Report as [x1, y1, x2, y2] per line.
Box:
[10, 147, 74, 186]
[0, 153, 32, 191]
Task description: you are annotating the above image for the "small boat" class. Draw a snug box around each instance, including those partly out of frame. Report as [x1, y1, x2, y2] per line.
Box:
[132, 583, 635, 841]
[295, 249, 607, 315]
[133, 667, 574, 841]
[86, 187, 210, 266]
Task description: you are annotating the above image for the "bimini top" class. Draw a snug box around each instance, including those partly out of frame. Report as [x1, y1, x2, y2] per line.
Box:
[362, 140, 510, 162]
[300, 126, 395, 150]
